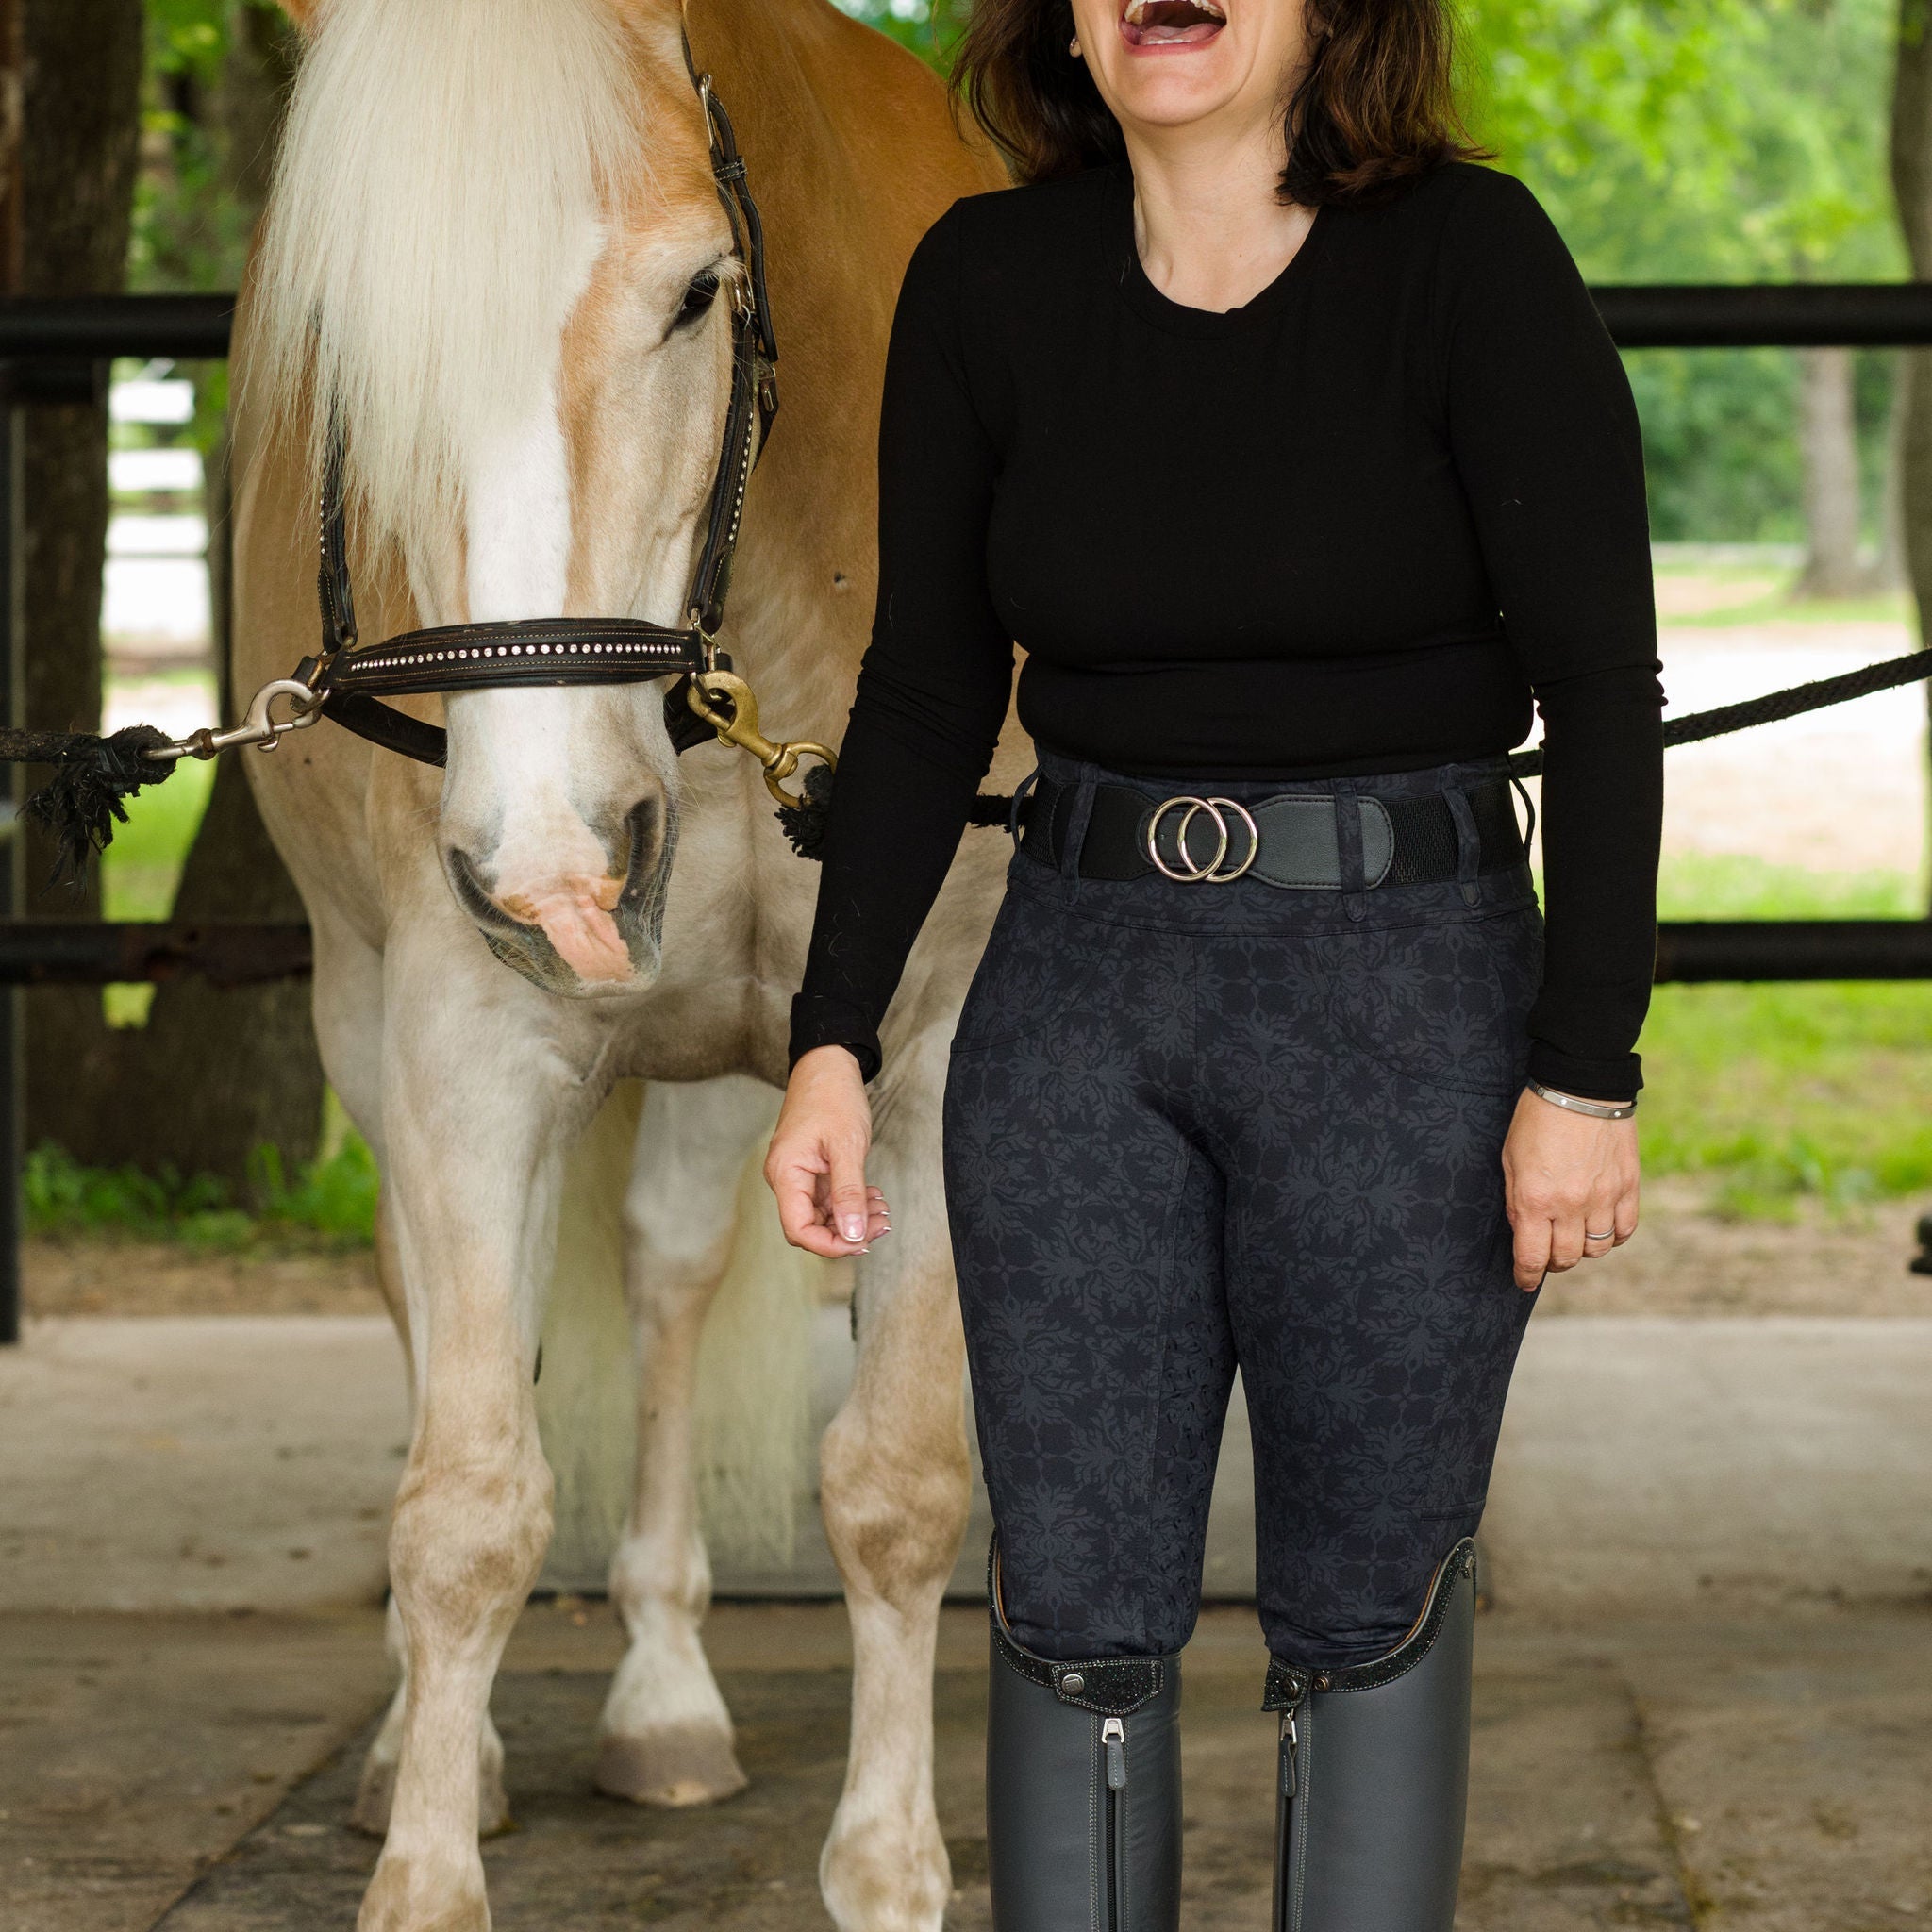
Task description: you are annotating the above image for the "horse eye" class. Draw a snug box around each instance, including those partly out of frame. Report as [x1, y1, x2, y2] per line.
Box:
[675, 268, 721, 329]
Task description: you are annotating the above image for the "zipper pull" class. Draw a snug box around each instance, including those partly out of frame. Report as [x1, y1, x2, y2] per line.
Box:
[1278, 1710, 1299, 1797]
[1103, 1717, 1127, 1790]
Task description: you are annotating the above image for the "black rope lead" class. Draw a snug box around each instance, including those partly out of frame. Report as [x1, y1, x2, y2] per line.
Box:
[2, 724, 177, 886]
[10, 641, 1932, 878]
[1507, 641, 1932, 780]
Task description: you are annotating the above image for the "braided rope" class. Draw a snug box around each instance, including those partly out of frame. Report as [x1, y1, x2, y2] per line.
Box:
[1507, 643, 1932, 779]
[5, 644, 1932, 873]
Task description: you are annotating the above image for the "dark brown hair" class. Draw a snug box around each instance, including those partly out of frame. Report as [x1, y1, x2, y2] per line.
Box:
[951, 0, 1491, 208]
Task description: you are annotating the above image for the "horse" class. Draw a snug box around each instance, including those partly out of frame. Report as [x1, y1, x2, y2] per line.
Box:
[228, 1, 1013, 1925]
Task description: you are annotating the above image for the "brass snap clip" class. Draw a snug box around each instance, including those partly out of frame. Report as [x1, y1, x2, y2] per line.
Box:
[685, 668, 836, 808]
[142, 677, 324, 765]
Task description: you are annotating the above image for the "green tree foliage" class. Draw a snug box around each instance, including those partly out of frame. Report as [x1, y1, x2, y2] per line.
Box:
[134, 0, 240, 291]
[1458, 0, 1903, 541]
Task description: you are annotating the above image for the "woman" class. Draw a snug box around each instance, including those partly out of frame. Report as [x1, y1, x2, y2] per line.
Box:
[764, 0, 1662, 1920]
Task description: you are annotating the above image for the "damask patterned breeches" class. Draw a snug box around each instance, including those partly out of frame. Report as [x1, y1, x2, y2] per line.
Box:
[941, 750, 1543, 1673]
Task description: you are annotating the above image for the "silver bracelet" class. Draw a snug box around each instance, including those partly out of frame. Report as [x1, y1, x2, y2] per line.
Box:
[1525, 1078, 1636, 1120]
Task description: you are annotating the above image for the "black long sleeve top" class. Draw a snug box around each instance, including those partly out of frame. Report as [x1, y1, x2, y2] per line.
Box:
[790, 158, 1664, 1101]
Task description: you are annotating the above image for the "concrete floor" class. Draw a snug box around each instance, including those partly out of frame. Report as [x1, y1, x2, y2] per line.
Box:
[3, 1313, 1930, 1929]
[8, 1315, 1930, 1612]
[4, 1600, 1928, 1932]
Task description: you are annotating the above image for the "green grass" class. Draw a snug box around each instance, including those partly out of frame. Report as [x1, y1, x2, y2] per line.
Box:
[100, 731, 217, 1026]
[25, 1130, 378, 1251]
[1640, 853, 1932, 1220]
[101, 751, 216, 924]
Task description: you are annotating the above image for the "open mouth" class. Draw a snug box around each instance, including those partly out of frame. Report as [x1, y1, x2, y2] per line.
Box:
[1119, 0, 1226, 48]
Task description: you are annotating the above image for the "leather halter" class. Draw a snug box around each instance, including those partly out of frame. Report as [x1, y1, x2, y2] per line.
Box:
[294, 41, 780, 771]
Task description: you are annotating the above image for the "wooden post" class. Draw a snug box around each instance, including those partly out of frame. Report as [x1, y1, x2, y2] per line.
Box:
[0, 0, 25, 1346]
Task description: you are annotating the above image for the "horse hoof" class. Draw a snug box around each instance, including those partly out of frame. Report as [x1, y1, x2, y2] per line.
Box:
[358, 1848, 490, 1932]
[595, 1723, 748, 1807]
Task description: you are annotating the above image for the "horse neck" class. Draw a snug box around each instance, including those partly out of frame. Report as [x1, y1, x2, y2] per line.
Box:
[682, 0, 993, 735]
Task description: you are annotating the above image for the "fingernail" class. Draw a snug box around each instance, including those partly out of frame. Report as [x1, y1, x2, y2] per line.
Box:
[841, 1215, 865, 1241]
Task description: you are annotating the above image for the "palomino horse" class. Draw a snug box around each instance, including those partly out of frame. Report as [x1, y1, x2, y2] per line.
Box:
[229, 0, 1011, 1925]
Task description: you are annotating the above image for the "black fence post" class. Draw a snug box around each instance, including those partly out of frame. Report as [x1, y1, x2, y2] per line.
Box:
[0, 394, 22, 1346]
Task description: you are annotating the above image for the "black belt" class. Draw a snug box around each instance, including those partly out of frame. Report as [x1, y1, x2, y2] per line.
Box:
[1017, 773, 1527, 889]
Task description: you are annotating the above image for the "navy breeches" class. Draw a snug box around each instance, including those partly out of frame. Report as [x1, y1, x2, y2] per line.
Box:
[941, 750, 1542, 1674]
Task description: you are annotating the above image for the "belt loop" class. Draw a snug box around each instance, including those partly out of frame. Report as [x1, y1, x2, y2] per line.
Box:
[1334, 777, 1368, 922]
[1007, 767, 1041, 845]
[1444, 783, 1483, 908]
[1060, 763, 1099, 895]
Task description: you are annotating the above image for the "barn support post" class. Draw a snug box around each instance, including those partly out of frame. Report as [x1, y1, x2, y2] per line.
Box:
[0, 396, 22, 1346]
[0, 0, 23, 1349]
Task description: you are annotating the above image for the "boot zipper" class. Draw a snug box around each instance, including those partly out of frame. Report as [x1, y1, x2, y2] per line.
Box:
[1272, 1678, 1307, 1932]
[1103, 1717, 1127, 1932]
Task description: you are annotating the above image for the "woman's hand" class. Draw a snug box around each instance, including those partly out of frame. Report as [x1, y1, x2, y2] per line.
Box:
[1500, 1089, 1640, 1292]
[764, 1045, 891, 1258]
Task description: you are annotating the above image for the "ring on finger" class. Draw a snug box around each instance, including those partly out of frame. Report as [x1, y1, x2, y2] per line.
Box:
[1585, 1229, 1615, 1242]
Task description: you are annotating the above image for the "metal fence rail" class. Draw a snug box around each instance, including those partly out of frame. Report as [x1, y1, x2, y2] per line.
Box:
[3, 280, 1932, 1342]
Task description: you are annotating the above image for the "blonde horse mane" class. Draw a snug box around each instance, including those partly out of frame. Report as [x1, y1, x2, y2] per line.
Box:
[249, 0, 648, 557]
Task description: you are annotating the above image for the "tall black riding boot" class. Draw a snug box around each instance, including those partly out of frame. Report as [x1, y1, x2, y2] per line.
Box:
[986, 1545, 1182, 1932]
[1266, 1538, 1477, 1932]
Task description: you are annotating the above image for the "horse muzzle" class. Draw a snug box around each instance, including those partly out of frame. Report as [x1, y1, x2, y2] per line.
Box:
[443, 795, 675, 996]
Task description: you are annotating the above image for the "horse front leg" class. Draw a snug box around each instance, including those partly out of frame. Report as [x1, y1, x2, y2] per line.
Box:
[292, 918, 518, 1842]
[819, 1034, 973, 1932]
[597, 1074, 775, 1807]
[357, 940, 586, 1932]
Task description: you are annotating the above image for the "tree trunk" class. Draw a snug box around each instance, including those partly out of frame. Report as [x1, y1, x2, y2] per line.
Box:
[83, 1, 325, 1187]
[220, 0, 298, 222]
[1890, 0, 1932, 903]
[1793, 346, 1869, 599]
[18, 1, 325, 1187]
[71, 434, 325, 1185]
[15, 0, 142, 1161]
[1874, 358, 1907, 591]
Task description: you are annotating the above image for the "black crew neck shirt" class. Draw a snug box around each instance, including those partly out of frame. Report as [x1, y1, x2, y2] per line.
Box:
[790, 159, 1664, 1100]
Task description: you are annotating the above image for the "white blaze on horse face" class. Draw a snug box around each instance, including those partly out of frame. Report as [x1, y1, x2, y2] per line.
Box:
[439, 219, 666, 990]
[457, 391, 636, 985]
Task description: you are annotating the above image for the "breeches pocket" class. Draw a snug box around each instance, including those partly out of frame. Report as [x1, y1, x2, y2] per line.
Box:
[1316, 903, 1544, 1097]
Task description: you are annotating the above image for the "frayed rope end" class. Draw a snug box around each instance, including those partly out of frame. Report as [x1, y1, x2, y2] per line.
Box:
[773, 761, 837, 861]
[8, 724, 177, 886]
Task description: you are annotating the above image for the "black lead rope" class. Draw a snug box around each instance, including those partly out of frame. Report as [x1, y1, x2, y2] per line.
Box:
[12, 641, 1932, 885]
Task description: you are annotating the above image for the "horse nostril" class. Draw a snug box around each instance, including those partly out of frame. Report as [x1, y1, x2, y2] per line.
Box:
[616, 797, 669, 908]
[444, 846, 525, 936]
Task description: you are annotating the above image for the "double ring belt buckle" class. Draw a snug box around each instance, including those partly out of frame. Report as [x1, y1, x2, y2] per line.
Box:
[1144, 795, 1260, 884]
